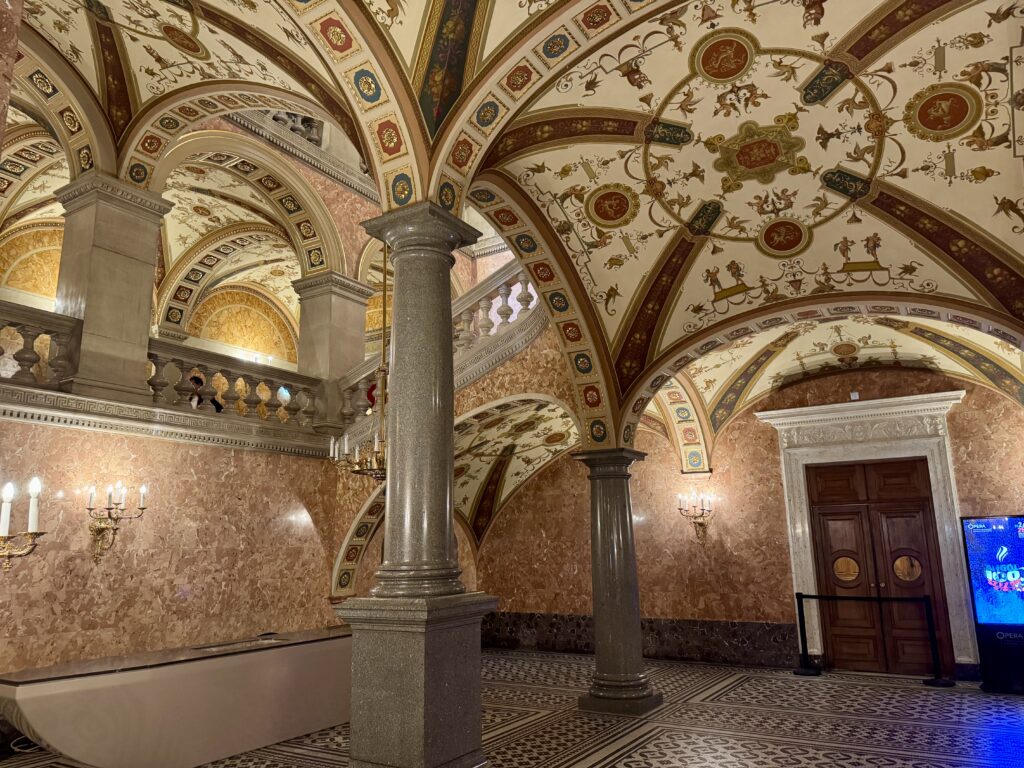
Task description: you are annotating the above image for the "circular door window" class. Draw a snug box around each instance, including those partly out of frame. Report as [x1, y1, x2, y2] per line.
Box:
[832, 556, 860, 582]
[893, 555, 923, 583]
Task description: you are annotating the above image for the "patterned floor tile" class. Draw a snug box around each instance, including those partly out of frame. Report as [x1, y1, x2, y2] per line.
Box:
[7, 651, 1022, 768]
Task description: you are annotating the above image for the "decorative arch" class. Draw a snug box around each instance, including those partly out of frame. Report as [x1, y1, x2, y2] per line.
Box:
[0, 221, 63, 300]
[469, 171, 617, 449]
[117, 83, 360, 192]
[186, 286, 298, 364]
[15, 26, 118, 178]
[151, 130, 346, 276]
[155, 222, 291, 337]
[617, 296, 1024, 448]
[650, 375, 713, 474]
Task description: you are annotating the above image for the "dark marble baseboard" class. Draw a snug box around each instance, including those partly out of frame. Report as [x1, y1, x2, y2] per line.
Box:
[481, 611, 799, 668]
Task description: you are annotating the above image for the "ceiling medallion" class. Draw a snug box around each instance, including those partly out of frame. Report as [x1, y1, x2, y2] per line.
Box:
[711, 121, 808, 186]
[585, 183, 639, 229]
[692, 29, 756, 84]
[903, 83, 983, 142]
[161, 25, 209, 61]
[756, 217, 811, 259]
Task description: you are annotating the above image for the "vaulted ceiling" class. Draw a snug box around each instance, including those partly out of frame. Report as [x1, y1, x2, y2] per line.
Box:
[7, 0, 1024, 450]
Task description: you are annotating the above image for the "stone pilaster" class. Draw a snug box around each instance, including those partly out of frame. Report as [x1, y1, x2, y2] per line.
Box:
[0, 0, 23, 147]
[55, 172, 173, 403]
[574, 448, 663, 715]
[292, 270, 373, 434]
[339, 203, 496, 768]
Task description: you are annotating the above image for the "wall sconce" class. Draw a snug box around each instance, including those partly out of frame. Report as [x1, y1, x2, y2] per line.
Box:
[0, 478, 47, 570]
[678, 493, 714, 546]
[86, 482, 147, 563]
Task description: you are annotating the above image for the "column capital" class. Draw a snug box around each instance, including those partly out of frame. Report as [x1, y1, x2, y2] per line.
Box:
[56, 171, 173, 218]
[362, 201, 481, 256]
[573, 447, 646, 475]
[292, 270, 374, 303]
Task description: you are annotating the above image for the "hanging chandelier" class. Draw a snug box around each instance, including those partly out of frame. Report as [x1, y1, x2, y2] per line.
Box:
[330, 241, 389, 482]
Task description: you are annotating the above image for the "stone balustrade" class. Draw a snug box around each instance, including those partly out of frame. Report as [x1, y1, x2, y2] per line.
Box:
[452, 261, 536, 354]
[336, 262, 541, 438]
[0, 299, 81, 390]
[147, 339, 323, 429]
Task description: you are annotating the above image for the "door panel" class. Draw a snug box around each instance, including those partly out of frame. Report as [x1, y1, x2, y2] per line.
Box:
[865, 460, 930, 502]
[807, 464, 866, 505]
[808, 459, 954, 677]
[871, 501, 954, 675]
[809, 504, 886, 673]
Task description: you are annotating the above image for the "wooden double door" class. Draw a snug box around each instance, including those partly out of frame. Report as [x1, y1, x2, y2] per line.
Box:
[807, 458, 954, 676]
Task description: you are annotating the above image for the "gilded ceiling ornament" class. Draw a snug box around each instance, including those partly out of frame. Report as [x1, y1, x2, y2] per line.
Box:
[903, 83, 983, 142]
[711, 121, 808, 186]
[584, 183, 640, 229]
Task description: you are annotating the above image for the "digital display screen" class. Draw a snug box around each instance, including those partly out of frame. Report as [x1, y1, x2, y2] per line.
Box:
[962, 516, 1024, 626]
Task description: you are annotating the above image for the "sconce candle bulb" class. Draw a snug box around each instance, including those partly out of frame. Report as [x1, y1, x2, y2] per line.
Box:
[0, 478, 47, 569]
[678, 490, 715, 547]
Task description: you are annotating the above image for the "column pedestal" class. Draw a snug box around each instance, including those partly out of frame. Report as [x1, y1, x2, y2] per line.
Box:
[55, 173, 172, 403]
[340, 593, 497, 768]
[575, 448, 662, 715]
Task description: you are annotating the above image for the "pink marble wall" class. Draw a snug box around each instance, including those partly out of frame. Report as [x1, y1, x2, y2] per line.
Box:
[0, 421, 375, 674]
[478, 370, 1024, 624]
[455, 322, 577, 418]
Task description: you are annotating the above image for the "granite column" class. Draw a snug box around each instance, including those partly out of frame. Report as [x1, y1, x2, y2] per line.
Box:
[574, 448, 662, 715]
[340, 202, 496, 768]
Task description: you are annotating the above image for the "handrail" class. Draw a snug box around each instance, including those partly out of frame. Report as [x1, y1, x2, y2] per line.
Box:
[450, 260, 522, 316]
[793, 591, 954, 687]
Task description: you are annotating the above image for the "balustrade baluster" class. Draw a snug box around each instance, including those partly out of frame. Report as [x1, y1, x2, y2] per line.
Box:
[301, 387, 318, 426]
[459, 308, 478, 350]
[221, 371, 241, 416]
[341, 385, 355, 426]
[146, 354, 170, 404]
[517, 271, 534, 315]
[171, 359, 193, 407]
[48, 331, 72, 389]
[195, 365, 218, 412]
[284, 384, 302, 424]
[478, 297, 494, 339]
[11, 325, 42, 385]
[355, 378, 370, 423]
[241, 375, 262, 418]
[265, 380, 283, 421]
[496, 282, 513, 326]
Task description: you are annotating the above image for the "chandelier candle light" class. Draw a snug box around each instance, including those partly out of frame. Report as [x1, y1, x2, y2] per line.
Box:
[678, 492, 714, 546]
[331, 240, 389, 483]
[86, 481, 148, 563]
[0, 478, 46, 570]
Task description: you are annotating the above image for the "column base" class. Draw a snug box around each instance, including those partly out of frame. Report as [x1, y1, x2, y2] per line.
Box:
[339, 592, 498, 768]
[578, 672, 662, 716]
[350, 752, 487, 768]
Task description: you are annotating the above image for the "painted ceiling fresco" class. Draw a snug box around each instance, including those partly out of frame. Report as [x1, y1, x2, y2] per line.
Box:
[453, 398, 579, 545]
[466, 0, 1024, 448]
[669, 313, 1024, 436]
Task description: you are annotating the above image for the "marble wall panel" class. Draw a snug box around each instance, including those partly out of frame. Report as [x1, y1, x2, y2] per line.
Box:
[0, 421, 375, 674]
[455, 322, 577, 419]
[478, 369, 1024, 629]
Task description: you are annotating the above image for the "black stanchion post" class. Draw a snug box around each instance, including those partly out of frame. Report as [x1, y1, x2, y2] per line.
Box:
[921, 595, 955, 688]
[793, 592, 821, 677]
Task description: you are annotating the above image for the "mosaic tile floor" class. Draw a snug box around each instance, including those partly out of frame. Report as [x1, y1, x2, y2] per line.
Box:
[5, 650, 1023, 767]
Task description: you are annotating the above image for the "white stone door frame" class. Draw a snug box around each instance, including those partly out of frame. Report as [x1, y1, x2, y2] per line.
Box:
[757, 391, 978, 667]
